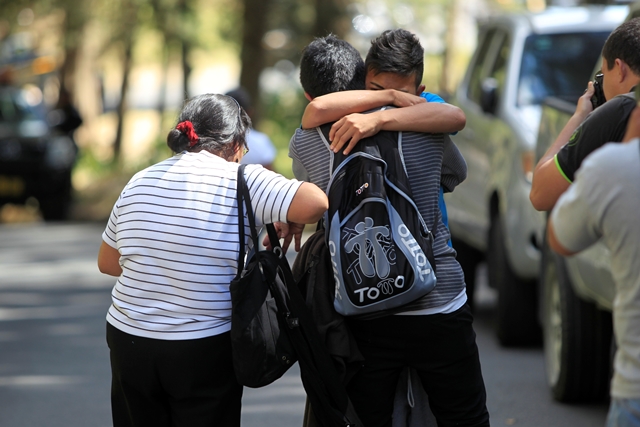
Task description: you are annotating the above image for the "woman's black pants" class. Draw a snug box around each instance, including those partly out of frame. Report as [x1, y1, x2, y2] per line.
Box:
[107, 323, 243, 427]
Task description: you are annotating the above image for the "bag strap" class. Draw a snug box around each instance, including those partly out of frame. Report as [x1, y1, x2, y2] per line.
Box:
[235, 164, 283, 276]
[235, 164, 259, 276]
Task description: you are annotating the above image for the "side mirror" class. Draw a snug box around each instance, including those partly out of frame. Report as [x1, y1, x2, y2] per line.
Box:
[480, 77, 498, 115]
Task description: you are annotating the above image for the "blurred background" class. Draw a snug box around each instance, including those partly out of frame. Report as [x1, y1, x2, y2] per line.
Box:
[0, 0, 605, 223]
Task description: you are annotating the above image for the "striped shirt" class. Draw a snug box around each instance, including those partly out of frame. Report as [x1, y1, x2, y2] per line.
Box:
[289, 124, 467, 313]
[102, 150, 302, 340]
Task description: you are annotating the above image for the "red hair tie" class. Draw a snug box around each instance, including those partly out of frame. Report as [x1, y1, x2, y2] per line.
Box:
[176, 121, 199, 147]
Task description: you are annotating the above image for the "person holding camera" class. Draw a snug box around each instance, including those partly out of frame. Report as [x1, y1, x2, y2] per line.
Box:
[547, 98, 640, 427]
[530, 18, 640, 211]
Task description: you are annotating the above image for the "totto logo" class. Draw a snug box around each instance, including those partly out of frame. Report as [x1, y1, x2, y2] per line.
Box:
[355, 182, 369, 196]
[397, 224, 431, 281]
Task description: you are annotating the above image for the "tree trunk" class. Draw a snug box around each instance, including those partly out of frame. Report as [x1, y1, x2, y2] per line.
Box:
[113, 38, 133, 163]
[177, 0, 191, 99]
[239, 0, 273, 121]
[313, 0, 347, 38]
[58, 47, 78, 97]
[439, 0, 459, 97]
[57, 5, 86, 102]
[158, 42, 169, 115]
[181, 40, 191, 99]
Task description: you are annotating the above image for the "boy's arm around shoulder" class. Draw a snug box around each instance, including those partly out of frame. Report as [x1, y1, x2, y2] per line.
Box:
[301, 90, 420, 129]
[366, 101, 466, 134]
[330, 102, 466, 155]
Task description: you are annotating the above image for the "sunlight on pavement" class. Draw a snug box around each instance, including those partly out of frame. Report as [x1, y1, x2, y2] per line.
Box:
[0, 375, 83, 387]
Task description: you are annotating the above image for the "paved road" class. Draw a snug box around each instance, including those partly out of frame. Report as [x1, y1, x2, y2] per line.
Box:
[0, 222, 608, 426]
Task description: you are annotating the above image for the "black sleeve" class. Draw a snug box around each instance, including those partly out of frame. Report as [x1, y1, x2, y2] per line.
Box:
[556, 94, 635, 182]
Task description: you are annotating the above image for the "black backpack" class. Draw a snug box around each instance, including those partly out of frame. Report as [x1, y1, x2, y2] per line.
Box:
[318, 124, 437, 318]
[231, 164, 362, 426]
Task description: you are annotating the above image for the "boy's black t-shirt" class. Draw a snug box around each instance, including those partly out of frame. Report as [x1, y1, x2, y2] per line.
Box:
[556, 91, 636, 182]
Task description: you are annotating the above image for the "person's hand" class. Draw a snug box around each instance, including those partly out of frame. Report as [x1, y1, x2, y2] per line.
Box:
[263, 222, 306, 253]
[390, 90, 425, 108]
[623, 104, 640, 142]
[575, 81, 595, 118]
[329, 113, 382, 155]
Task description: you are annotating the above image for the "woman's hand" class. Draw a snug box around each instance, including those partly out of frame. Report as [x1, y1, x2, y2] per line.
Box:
[264, 222, 306, 253]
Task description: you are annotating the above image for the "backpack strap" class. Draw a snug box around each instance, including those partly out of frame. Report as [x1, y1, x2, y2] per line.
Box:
[426, 214, 438, 274]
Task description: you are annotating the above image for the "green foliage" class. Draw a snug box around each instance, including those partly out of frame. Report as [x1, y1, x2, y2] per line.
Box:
[75, 146, 120, 178]
[214, 0, 242, 49]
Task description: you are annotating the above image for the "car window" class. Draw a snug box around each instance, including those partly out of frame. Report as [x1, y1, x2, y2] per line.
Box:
[487, 31, 511, 102]
[467, 28, 497, 104]
[517, 32, 611, 106]
[0, 90, 39, 123]
[629, 8, 640, 20]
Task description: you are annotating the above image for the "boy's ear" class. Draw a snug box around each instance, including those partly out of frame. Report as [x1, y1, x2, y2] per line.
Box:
[304, 92, 313, 102]
[416, 84, 426, 96]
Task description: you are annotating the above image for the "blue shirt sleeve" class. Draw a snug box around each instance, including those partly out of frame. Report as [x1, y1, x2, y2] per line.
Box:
[420, 92, 445, 104]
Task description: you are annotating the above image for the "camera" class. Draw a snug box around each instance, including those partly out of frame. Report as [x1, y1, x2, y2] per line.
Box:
[591, 73, 606, 109]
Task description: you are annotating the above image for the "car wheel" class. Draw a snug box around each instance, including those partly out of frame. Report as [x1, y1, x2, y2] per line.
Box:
[451, 237, 483, 311]
[488, 213, 540, 346]
[540, 234, 612, 403]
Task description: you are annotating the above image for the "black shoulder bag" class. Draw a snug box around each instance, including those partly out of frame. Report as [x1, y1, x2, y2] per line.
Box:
[230, 164, 297, 388]
[231, 165, 363, 426]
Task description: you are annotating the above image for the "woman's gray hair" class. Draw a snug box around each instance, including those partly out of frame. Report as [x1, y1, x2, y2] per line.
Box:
[167, 94, 251, 157]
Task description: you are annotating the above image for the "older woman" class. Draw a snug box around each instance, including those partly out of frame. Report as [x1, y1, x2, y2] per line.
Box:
[97, 93, 327, 427]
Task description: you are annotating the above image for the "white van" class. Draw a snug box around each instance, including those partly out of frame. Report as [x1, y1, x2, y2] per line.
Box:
[446, 4, 628, 347]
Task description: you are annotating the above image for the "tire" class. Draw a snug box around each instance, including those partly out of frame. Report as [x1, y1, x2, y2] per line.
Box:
[540, 234, 612, 403]
[451, 237, 483, 311]
[487, 213, 540, 347]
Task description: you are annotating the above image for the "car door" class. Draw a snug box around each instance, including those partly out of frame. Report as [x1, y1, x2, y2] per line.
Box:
[447, 25, 511, 251]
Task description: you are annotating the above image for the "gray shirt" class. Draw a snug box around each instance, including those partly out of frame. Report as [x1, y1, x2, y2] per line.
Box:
[552, 139, 640, 399]
[289, 124, 468, 312]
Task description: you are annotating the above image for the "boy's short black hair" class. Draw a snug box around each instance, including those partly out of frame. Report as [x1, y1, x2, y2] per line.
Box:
[299, 35, 366, 98]
[602, 17, 640, 76]
[365, 29, 424, 89]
